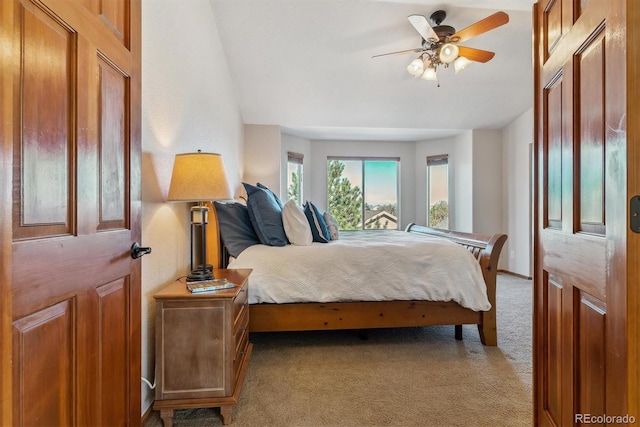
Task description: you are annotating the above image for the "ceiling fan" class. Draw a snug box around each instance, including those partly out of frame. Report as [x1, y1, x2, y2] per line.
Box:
[373, 10, 509, 84]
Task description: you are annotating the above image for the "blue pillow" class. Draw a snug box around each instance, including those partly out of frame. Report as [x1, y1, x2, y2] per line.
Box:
[243, 183, 288, 246]
[303, 201, 330, 243]
[213, 202, 261, 258]
[257, 182, 284, 209]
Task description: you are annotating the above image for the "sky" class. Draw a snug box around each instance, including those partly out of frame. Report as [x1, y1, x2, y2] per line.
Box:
[339, 160, 397, 205]
[429, 164, 448, 204]
[338, 159, 448, 207]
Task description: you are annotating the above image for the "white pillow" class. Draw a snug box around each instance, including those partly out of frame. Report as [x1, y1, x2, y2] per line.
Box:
[282, 200, 313, 245]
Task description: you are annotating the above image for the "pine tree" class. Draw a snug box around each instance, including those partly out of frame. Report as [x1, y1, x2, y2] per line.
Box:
[429, 200, 449, 228]
[288, 171, 300, 203]
[327, 160, 362, 230]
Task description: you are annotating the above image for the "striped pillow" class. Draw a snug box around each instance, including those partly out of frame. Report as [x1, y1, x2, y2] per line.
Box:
[303, 201, 330, 243]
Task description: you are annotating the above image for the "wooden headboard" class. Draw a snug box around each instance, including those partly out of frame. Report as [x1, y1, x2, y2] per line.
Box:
[204, 201, 222, 270]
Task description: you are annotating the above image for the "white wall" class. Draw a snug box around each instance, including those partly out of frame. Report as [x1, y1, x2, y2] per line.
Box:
[243, 125, 282, 197]
[472, 130, 504, 235]
[141, 0, 244, 415]
[502, 108, 534, 277]
[454, 131, 474, 232]
[308, 140, 416, 228]
[280, 133, 312, 201]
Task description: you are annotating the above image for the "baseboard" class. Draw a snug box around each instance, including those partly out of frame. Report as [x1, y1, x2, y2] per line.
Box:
[142, 403, 155, 425]
[498, 269, 532, 280]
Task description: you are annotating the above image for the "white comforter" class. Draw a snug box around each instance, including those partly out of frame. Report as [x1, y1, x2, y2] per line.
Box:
[228, 230, 491, 311]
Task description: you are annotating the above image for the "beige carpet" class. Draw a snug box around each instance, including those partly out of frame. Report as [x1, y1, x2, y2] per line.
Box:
[145, 273, 532, 427]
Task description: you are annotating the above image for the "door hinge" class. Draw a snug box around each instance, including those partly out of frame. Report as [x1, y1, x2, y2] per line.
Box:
[631, 196, 640, 233]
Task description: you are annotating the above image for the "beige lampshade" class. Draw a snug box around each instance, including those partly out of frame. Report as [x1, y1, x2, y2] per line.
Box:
[167, 151, 232, 201]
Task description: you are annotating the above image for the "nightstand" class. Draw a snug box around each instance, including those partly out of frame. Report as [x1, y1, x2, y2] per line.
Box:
[152, 269, 252, 426]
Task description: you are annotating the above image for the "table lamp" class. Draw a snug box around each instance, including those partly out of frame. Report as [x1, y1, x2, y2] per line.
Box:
[168, 150, 232, 281]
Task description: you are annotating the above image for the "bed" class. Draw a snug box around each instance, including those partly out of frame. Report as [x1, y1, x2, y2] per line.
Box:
[206, 200, 507, 346]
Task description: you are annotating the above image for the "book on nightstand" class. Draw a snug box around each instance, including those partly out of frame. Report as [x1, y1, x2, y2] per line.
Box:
[186, 278, 235, 293]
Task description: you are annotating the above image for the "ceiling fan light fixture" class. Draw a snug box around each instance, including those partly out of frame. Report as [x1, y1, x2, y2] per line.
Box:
[439, 43, 459, 64]
[374, 10, 508, 85]
[406, 57, 424, 77]
[421, 67, 438, 81]
[454, 56, 471, 74]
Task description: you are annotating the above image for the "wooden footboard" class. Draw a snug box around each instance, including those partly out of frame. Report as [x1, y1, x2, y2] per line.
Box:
[248, 224, 507, 346]
[403, 224, 507, 345]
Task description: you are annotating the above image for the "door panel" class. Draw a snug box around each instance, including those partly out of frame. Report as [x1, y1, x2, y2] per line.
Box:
[543, 274, 563, 426]
[6, 0, 141, 425]
[98, 55, 129, 230]
[534, 0, 633, 425]
[13, 4, 74, 240]
[577, 292, 606, 417]
[99, 0, 128, 42]
[544, 0, 563, 56]
[97, 278, 129, 426]
[12, 301, 75, 426]
[545, 76, 563, 229]
[577, 29, 605, 234]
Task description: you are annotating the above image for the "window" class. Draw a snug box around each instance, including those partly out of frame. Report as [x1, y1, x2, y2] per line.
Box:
[426, 155, 449, 229]
[287, 152, 303, 205]
[327, 157, 399, 230]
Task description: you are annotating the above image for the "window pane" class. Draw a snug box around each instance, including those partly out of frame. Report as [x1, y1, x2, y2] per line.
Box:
[364, 161, 398, 230]
[427, 161, 448, 229]
[287, 161, 302, 204]
[327, 159, 362, 230]
[327, 158, 399, 231]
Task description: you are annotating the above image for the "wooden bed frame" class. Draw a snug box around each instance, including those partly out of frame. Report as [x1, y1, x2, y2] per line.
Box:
[207, 211, 507, 346]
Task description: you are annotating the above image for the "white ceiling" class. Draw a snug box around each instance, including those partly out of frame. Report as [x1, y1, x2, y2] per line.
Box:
[210, 0, 535, 141]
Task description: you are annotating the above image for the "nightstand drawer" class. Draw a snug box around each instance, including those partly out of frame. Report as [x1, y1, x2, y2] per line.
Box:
[234, 303, 249, 355]
[233, 296, 248, 330]
[234, 326, 249, 379]
[233, 282, 248, 320]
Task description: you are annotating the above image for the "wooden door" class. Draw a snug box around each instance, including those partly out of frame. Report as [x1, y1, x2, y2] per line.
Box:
[533, 0, 640, 425]
[1, 0, 142, 425]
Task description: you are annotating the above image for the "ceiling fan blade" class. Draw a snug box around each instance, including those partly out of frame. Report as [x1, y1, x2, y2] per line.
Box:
[408, 14, 439, 43]
[451, 11, 509, 43]
[372, 48, 424, 59]
[458, 46, 495, 63]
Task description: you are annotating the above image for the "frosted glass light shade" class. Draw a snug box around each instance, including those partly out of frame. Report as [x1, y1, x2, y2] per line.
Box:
[421, 67, 437, 81]
[454, 56, 471, 74]
[167, 151, 232, 201]
[439, 43, 459, 64]
[406, 58, 424, 77]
